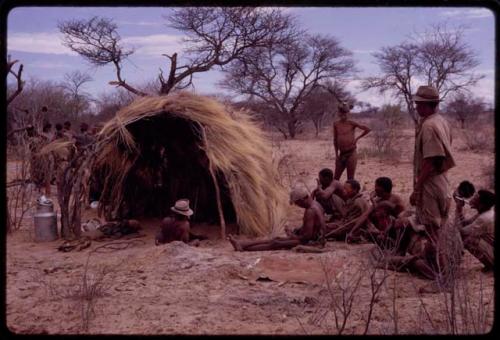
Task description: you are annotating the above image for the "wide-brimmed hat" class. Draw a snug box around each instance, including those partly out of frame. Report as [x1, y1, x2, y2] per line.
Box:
[338, 101, 352, 113]
[413, 85, 441, 102]
[289, 187, 309, 204]
[171, 199, 194, 216]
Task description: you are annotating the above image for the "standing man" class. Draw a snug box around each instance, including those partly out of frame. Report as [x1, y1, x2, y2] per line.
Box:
[409, 85, 456, 241]
[333, 101, 371, 180]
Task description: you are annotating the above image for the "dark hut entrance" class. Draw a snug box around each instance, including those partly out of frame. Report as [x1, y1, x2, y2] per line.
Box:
[108, 113, 236, 225]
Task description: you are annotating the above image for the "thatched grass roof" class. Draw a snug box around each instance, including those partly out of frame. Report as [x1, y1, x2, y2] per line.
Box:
[93, 92, 288, 236]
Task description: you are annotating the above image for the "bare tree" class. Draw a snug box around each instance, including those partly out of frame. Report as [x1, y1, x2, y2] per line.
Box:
[58, 17, 145, 96]
[361, 24, 484, 125]
[59, 8, 296, 97]
[6, 55, 25, 106]
[221, 34, 355, 138]
[299, 84, 348, 137]
[94, 88, 135, 122]
[5, 54, 26, 234]
[444, 92, 485, 129]
[370, 104, 405, 157]
[414, 24, 484, 100]
[62, 70, 93, 119]
[362, 42, 420, 123]
[362, 23, 484, 185]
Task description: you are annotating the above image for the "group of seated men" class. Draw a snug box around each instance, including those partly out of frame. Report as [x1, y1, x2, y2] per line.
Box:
[227, 168, 495, 279]
[155, 167, 494, 280]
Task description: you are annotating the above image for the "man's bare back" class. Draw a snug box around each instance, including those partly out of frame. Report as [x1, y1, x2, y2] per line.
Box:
[156, 217, 190, 244]
[292, 200, 325, 242]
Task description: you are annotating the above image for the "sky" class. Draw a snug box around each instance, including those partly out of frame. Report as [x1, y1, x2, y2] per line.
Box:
[6, 6, 496, 108]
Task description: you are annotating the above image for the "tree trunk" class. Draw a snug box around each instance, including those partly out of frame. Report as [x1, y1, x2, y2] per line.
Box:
[312, 117, 321, 137]
[287, 120, 297, 139]
[6, 198, 11, 234]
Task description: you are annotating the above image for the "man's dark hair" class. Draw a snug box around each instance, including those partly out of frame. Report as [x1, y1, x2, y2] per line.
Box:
[346, 179, 361, 193]
[64, 121, 71, 128]
[55, 123, 63, 131]
[41, 106, 48, 112]
[80, 122, 89, 132]
[477, 190, 495, 211]
[457, 180, 475, 198]
[319, 168, 334, 180]
[375, 177, 392, 193]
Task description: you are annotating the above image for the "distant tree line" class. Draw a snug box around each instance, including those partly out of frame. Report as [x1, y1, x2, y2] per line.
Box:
[6, 8, 489, 140]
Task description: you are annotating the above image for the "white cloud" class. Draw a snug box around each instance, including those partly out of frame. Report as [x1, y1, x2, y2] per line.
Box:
[29, 61, 72, 69]
[353, 49, 375, 54]
[116, 20, 164, 27]
[440, 8, 493, 19]
[123, 34, 184, 57]
[7, 32, 77, 55]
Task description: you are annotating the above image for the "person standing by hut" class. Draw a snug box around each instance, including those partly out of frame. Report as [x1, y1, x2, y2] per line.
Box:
[26, 125, 52, 196]
[63, 121, 74, 140]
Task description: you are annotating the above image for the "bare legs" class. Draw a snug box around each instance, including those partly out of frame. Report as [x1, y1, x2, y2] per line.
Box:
[334, 151, 357, 181]
[228, 234, 301, 251]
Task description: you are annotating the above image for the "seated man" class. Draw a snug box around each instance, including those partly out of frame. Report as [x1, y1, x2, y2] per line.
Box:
[324, 179, 369, 240]
[347, 177, 405, 244]
[228, 187, 325, 251]
[155, 199, 206, 245]
[371, 224, 438, 280]
[455, 189, 495, 271]
[311, 168, 345, 221]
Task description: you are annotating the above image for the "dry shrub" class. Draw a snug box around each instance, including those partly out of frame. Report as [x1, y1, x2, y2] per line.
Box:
[412, 223, 494, 334]
[481, 162, 494, 190]
[364, 104, 405, 162]
[31, 249, 116, 333]
[460, 124, 494, 153]
[358, 147, 402, 162]
[298, 253, 391, 335]
[7, 143, 36, 233]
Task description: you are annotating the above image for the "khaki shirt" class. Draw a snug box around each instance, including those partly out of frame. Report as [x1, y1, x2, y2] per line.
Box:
[414, 113, 456, 179]
[414, 113, 456, 227]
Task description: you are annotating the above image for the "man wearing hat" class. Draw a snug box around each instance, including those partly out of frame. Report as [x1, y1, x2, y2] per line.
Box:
[333, 101, 371, 180]
[410, 85, 456, 240]
[227, 187, 325, 251]
[155, 199, 203, 245]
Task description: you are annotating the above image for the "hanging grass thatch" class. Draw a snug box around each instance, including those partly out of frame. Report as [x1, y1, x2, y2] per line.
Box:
[88, 92, 288, 237]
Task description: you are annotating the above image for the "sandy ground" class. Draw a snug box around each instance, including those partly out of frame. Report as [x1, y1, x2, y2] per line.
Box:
[5, 126, 495, 335]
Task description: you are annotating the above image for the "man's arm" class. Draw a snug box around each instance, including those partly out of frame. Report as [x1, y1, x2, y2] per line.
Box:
[391, 195, 405, 217]
[353, 122, 371, 142]
[333, 123, 339, 157]
[410, 156, 444, 206]
[315, 181, 337, 200]
[348, 205, 374, 237]
[298, 208, 316, 242]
